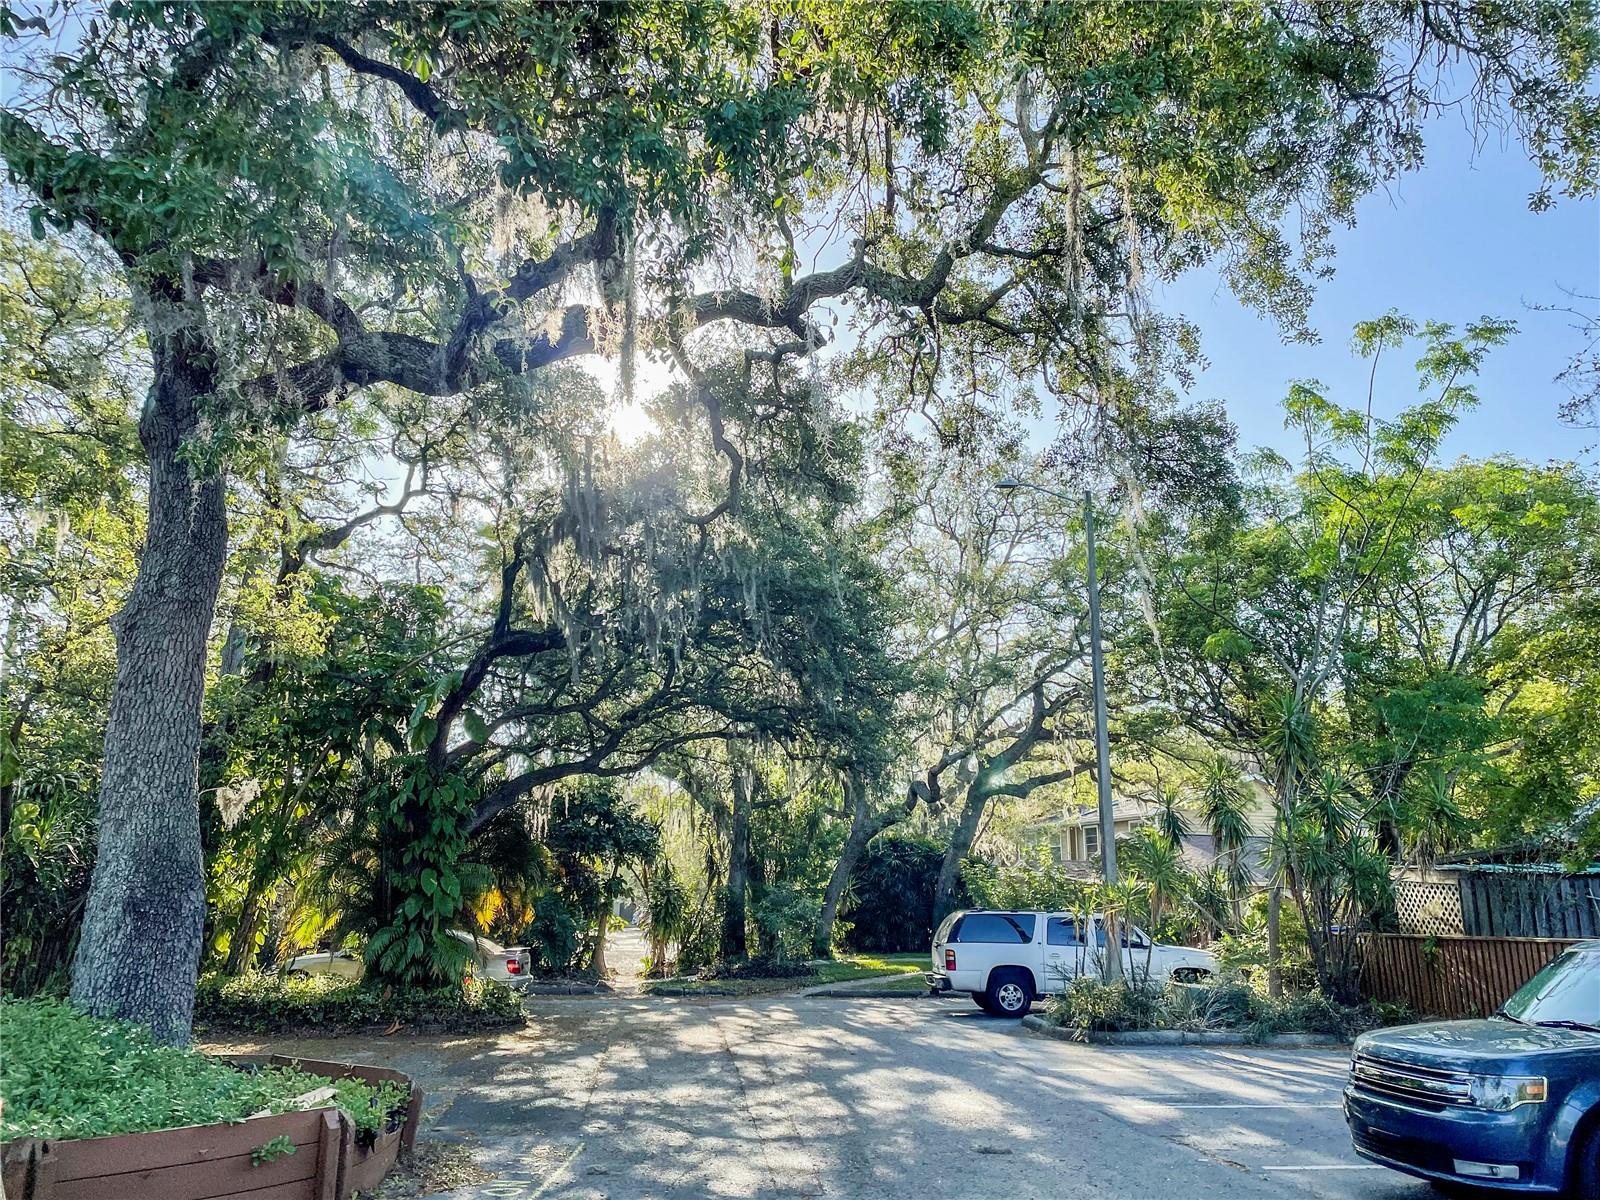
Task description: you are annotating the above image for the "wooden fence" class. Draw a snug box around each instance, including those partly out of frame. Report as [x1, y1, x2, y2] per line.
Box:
[1357, 933, 1580, 1019]
[1456, 871, 1600, 939]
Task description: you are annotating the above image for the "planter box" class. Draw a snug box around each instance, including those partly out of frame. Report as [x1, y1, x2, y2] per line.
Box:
[225, 1056, 422, 1195]
[2, 1058, 420, 1200]
[2, 1107, 343, 1200]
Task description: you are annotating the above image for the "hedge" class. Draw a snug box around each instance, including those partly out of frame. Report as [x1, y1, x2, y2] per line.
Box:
[193, 971, 524, 1035]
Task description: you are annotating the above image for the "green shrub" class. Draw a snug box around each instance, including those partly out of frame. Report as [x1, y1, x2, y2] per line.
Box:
[962, 850, 1087, 914]
[1255, 992, 1349, 1036]
[1214, 893, 1316, 992]
[673, 894, 725, 975]
[705, 958, 814, 981]
[522, 893, 584, 974]
[0, 999, 409, 1142]
[1, 766, 96, 996]
[1166, 979, 1254, 1027]
[1043, 975, 1413, 1041]
[750, 886, 820, 962]
[842, 834, 952, 953]
[1046, 978, 1169, 1036]
[193, 971, 523, 1035]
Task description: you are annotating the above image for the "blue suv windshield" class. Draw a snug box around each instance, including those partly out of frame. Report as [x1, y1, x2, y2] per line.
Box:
[1498, 950, 1600, 1030]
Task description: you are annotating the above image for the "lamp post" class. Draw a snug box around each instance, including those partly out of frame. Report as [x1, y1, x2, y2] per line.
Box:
[997, 478, 1123, 983]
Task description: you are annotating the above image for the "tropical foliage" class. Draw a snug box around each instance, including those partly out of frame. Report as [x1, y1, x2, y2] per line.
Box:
[2, 0, 1598, 1038]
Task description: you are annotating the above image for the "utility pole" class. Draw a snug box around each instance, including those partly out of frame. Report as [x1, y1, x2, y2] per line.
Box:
[1082, 491, 1123, 983]
[997, 478, 1122, 983]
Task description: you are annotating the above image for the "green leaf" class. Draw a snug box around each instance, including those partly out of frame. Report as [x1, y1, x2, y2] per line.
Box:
[409, 718, 437, 751]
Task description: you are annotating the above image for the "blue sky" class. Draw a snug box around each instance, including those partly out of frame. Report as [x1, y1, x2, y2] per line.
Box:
[1157, 116, 1599, 467]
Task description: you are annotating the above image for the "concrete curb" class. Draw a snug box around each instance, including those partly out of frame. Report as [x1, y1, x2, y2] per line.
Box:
[646, 969, 931, 999]
[1019, 1014, 1348, 1048]
[518, 981, 612, 996]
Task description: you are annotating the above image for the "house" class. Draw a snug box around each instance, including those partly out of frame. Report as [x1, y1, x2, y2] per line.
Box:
[1027, 784, 1277, 878]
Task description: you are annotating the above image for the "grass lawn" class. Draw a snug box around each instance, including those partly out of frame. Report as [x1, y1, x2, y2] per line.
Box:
[814, 952, 926, 983]
[646, 952, 927, 996]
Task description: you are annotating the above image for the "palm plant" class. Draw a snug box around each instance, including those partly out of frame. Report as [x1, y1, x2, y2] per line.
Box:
[1192, 759, 1255, 927]
[1152, 784, 1191, 848]
[1403, 766, 1470, 866]
[1261, 688, 1318, 995]
[1188, 863, 1234, 943]
[643, 857, 690, 978]
[1121, 825, 1187, 940]
[1281, 768, 1391, 1001]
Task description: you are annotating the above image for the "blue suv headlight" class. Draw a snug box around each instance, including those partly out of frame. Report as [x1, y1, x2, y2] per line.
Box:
[1468, 1074, 1548, 1111]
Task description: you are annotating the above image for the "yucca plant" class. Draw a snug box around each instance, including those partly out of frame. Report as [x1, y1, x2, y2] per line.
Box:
[1193, 759, 1255, 927]
[644, 857, 690, 977]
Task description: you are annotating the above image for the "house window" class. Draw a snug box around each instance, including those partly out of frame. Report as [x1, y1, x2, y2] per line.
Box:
[1084, 825, 1100, 858]
[1051, 837, 1063, 865]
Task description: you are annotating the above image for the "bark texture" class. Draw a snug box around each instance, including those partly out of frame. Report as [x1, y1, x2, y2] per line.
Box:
[933, 782, 988, 924]
[70, 295, 227, 1044]
[720, 759, 751, 961]
[813, 776, 872, 958]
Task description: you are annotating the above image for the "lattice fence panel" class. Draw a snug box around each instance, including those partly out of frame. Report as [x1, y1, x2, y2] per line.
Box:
[1393, 878, 1463, 936]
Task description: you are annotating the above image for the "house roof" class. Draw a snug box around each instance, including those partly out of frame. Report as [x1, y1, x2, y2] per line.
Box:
[1435, 843, 1600, 875]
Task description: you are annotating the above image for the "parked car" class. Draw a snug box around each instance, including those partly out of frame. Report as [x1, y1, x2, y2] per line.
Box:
[283, 947, 363, 980]
[1344, 940, 1600, 1195]
[925, 909, 1217, 1017]
[283, 931, 533, 988]
[446, 929, 533, 987]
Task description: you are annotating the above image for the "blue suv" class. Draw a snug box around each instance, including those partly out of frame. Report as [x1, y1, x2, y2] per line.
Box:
[1345, 940, 1600, 1195]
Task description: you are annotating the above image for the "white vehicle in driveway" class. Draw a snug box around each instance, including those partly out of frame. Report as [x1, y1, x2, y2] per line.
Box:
[284, 930, 533, 988]
[926, 909, 1217, 1017]
[446, 930, 534, 987]
[284, 947, 363, 980]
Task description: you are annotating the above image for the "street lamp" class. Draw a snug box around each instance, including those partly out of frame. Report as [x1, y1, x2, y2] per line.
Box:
[996, 477, 1123, 983]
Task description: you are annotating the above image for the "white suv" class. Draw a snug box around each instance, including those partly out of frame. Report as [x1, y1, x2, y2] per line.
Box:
[927, 910, 1217, 1016]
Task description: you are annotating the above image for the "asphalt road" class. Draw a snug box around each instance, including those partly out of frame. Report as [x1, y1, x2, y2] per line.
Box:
[211, 992, 1437, 1200]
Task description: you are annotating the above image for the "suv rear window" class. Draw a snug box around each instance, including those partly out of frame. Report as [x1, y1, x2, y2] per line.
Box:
[951, 913, 1036, 943]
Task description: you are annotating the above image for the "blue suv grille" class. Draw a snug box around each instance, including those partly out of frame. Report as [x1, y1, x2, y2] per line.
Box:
[1351, 1053, 1474, 1109]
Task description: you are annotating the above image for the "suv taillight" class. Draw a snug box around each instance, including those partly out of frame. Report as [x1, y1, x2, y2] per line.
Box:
[506, 957, 522, 975]
[945, 949, 956, 971]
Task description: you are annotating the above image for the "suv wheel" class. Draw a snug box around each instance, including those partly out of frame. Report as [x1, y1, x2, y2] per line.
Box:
[1570, 1121, 1600, 1198]
[985, 970, 1032, 1017]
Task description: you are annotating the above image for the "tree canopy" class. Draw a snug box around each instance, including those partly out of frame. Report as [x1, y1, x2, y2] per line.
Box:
[3, 0, 1598, 1038]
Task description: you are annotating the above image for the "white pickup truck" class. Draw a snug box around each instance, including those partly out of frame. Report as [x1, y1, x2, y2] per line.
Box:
[926, 909, 1217, 1016]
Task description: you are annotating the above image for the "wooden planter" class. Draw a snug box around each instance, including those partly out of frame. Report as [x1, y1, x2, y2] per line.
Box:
[226, 1056, 422, 1196]
[1, 1107, 344, 1200]
[1, 1058, 420, 1200]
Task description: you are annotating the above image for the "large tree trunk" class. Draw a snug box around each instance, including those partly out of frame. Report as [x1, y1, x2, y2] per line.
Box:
[591, 906, 611, 978]
[813, 776, 872, 958]
[933, 782, 988, 923]
[720, 758, 751, 962]
[70, 298, 228, 1044]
